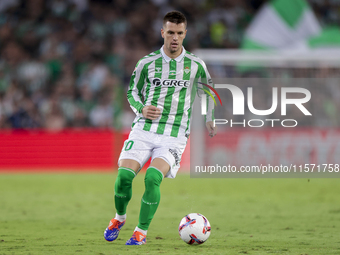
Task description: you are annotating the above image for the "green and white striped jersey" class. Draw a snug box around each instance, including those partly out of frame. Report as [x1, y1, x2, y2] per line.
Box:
[127, 46, 215, 138]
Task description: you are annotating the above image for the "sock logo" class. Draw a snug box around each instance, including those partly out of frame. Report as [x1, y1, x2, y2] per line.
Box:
[142, 198, 158, 205]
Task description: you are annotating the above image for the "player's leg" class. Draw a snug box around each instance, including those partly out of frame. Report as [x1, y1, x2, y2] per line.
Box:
[105, 129, 152, 242]
[104, 159, 139, 242]
[138, 158, 169, 230]
[126, 158, 169, 245]
[114, 159, 140, 220]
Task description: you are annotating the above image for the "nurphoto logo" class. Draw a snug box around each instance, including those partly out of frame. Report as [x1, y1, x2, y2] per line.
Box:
[200, 83, 311, 128]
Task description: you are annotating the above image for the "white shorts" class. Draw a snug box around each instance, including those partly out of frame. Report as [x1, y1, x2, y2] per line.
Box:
[118, 128, 188, 178]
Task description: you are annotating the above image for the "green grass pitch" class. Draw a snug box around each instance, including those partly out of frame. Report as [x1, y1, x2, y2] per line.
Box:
[1, 172, 340, 254]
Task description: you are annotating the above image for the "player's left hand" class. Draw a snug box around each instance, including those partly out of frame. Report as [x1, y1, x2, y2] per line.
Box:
[206, 121, 217, 138]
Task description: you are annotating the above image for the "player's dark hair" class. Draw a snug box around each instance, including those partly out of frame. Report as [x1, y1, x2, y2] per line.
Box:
[163, 11, 187, 27]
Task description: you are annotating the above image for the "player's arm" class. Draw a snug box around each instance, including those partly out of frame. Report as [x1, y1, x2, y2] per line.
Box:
[206, 121, 217, 138]
[198, 61, 217, 137]
[127, 60, 161, 120]
[127, 60, 147, 115]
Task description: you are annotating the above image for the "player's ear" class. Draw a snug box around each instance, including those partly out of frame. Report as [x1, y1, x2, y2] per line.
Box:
[161, 28, 165, 38]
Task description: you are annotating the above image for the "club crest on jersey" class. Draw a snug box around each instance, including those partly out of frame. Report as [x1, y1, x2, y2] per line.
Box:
[184, 66, 190, 74]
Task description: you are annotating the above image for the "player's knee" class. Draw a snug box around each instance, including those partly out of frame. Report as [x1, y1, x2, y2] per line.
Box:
[144, 175, 158, 188]
[144, 167, 163, 188]
[119, 159, 140, 171]
[116, 168, 135, 189]
[118, 174, 132, 186]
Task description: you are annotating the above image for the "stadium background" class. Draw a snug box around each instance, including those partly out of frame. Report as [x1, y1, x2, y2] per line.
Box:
[0, 0, 340, 170]
[2, 2, 340, 254]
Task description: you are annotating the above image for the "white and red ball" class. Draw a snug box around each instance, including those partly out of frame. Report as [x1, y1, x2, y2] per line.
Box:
[178, 213, 211, 245]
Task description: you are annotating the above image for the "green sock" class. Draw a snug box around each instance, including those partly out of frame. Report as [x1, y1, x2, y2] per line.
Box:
[114, 167, 136, 216]
[138, 167, 163, 231]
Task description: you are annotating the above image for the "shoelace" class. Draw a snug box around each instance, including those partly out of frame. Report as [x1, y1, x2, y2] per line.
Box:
[108, 220, 121, 230]
[132, 232, 145, 242]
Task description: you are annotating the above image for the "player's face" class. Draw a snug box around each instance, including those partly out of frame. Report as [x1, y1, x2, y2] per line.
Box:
[161, 21, 187, 57]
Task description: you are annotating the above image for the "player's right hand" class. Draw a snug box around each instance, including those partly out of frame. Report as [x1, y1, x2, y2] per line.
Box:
[142, 105, 161, 120]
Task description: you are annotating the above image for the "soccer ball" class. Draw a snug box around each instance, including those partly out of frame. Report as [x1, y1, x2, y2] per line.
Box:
[178, 213, 211, 245]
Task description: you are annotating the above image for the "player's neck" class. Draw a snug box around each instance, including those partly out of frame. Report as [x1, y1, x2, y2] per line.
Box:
[163, 46, 182, 60]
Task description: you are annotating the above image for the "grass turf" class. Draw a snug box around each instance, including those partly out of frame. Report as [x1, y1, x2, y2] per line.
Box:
[0, 173, 340, 254]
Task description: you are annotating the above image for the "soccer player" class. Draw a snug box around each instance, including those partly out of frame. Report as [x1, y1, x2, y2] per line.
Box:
[104, 10, 217, 245]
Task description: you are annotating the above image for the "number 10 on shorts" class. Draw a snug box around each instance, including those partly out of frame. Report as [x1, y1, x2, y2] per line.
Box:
[124, 140, 134, 151]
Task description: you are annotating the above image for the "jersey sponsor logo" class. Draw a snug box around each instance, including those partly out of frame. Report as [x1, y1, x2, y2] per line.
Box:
[153, 78, 162, 86]
[152, 78, 190, 87]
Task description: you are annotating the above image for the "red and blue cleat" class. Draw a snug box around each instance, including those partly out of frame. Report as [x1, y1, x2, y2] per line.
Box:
[125, 231, 146, 245]
[104, 218, 125, 242]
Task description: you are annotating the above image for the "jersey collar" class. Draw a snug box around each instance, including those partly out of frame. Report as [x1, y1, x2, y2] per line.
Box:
[161, 46, 186, 63]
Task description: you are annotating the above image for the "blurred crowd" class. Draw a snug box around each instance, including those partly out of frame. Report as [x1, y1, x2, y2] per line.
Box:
[0, 0, 339, 130]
